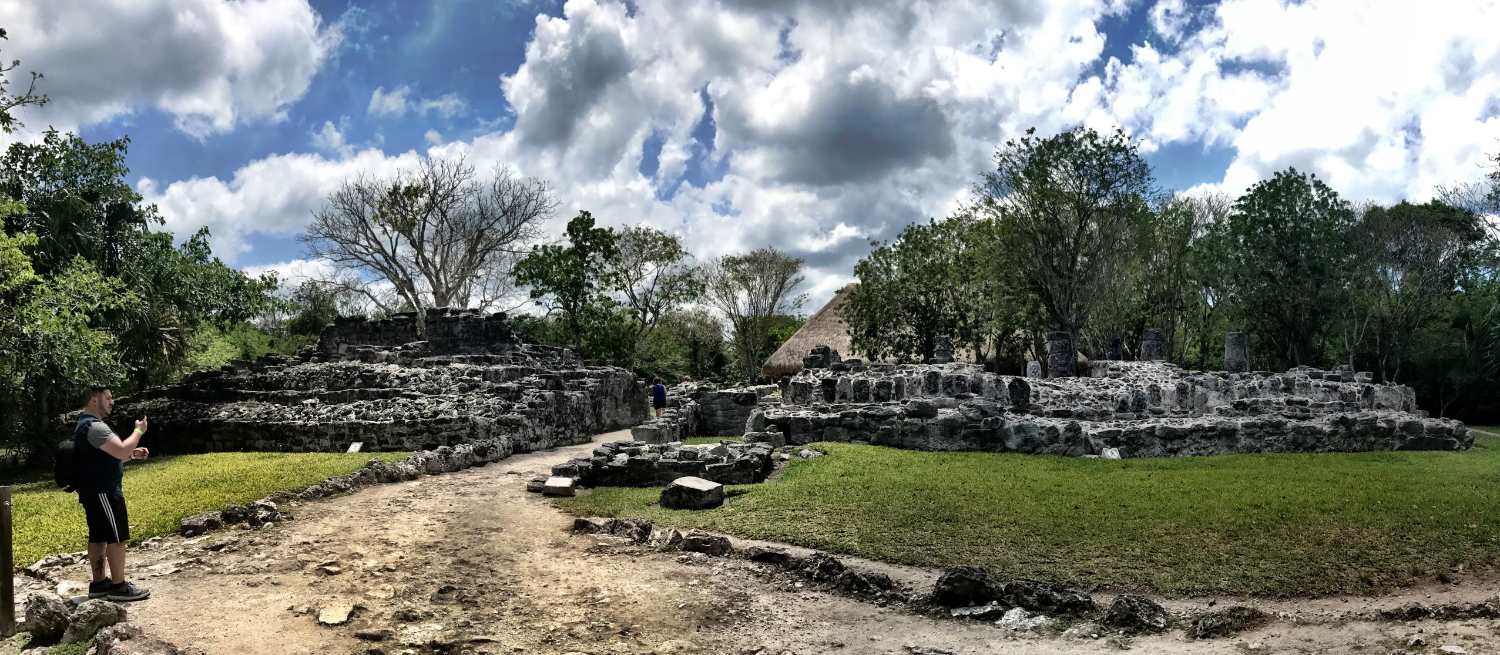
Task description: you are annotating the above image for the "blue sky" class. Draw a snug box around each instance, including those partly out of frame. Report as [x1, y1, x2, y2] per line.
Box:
[3, 0, 1497, 308]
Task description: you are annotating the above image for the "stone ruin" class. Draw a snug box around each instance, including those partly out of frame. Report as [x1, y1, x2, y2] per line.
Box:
[105, 308, 647, 455]
[738, 343, 1469, 458]
[629, 382, 778, 443]
[551, 439, 776, 487]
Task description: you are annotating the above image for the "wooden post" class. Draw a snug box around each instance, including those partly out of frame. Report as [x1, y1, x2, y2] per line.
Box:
[1, 485, 14, 637]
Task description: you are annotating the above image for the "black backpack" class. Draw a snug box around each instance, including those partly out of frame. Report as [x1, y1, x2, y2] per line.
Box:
[54, 437, 81, 492]
[54, 414, 94, 492]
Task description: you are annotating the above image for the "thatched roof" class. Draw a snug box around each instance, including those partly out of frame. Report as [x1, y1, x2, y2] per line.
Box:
[761, 283, 858, 379]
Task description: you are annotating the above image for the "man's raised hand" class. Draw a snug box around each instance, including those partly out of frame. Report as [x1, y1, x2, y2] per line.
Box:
[135, 416, 148, 434]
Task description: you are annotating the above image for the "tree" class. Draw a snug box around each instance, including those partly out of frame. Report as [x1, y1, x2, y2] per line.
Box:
[1, 131, 276, 389]
[0, 27, 47, 133]
[0, 201, 134, 456]
[976, 127, 1155, 375]
[513, 211, 621, 358]
[1180, 194, 1235, 369]
[702, 247, 806, 383]
[605, 226, 702, 358]
[302, 157, 555, 327]
[1220, 168, 1357, 368]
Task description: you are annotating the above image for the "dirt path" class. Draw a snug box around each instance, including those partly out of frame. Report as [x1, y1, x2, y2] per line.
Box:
[26, 430, 1500, 654]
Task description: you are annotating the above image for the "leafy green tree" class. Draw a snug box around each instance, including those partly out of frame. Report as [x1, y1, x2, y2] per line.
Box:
[605, 226, 702, 365]
[513, 211, 623, 358]
[1220, 168, 1358, 368]
[702, 248, 805, 383]
[0, 131, 277, 388]
[1350, 201, 1492, 381]
[843, 214, 1026, 364]
[0, 206, 134, 455]
[976, 127, 1155, 375]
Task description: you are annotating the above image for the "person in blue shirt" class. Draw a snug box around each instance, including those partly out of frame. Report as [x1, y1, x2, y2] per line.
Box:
[651, 378, 667, 418]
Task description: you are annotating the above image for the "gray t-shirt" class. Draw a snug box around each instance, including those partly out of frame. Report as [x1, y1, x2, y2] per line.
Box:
[82, 417, 125, 497]
[86, 420, 118, 448]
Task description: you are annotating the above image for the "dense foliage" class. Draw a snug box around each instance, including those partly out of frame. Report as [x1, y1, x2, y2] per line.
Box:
[844, 126, 1500, 421]
[0, 132, 278, 458]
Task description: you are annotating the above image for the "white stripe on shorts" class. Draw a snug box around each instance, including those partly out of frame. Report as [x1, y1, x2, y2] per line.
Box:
[98, 493, 120, 543]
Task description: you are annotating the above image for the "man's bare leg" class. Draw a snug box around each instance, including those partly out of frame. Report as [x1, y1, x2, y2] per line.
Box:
[105, 542, 127, 584]
[87, 542, 107, 581]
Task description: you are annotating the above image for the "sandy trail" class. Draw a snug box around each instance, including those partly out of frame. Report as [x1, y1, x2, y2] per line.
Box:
[20, 429, 1500, 654]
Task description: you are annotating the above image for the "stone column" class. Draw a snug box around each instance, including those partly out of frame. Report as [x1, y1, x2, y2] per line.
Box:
[1046, 331, 1075, 378]
[1223, 331, 1249, 373]
[1140, 328, 1165, 362]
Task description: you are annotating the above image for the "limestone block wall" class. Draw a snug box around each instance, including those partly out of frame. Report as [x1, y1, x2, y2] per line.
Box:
[762, 359, 1466, 458]
[100, 314, 647, 455]
[317, 308, 523, 355]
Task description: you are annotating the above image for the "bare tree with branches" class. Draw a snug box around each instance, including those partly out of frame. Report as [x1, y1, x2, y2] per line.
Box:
[301, 156, 555, 331]
[0, 27, 48, 134]
[702, 247, 806, 382]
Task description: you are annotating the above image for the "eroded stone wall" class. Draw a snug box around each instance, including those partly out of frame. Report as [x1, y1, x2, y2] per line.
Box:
[103, 314, 647, 454]
[762, 359, 1467, 458]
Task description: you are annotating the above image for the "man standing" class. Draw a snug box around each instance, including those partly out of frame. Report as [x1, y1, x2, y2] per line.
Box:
[651, 378, 667, 418]
[75, 385, 151, 601]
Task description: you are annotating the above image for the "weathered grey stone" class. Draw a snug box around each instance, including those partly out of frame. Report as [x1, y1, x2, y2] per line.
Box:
[660, 476, 725, 510]
[932, 566, 994, 608]
[681, 529, 731, 556]
[61, 599, 127, 643]
[20, 592, 71, 643]
[742, 546, 793, 566]
[1025, 360, 1042, 378]
[1103, 594, 1169, 634]
[179, 512, 223, 537]
[1046, 331, 1075, 378]
[92, 624, 185, 655]
[769, 360, 1464, 458]
[1224, 331, 1249, 373]
[1141, 328, 1166, 361]
[541, 476, 576, 497]
[1186, 606, 1270, 639]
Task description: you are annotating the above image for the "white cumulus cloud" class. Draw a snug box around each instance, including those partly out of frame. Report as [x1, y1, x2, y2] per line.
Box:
[0, 0, 339, 139]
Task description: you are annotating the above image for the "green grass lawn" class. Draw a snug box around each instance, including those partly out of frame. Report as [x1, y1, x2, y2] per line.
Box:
[559, 434, 1500, 598]
[9, 451, 406, 568]
[684, 436, 741, 445]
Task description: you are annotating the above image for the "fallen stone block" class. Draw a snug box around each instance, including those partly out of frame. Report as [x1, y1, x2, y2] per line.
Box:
[1186, 606, 1270, 639]
[742, 546, 793, 567]
[541, 476, 576, 497]
[660, 476, 725, 510]
[178, 511, 224, 537]
[681, 529, 731, 556]
[1103, 594, 1169, 634]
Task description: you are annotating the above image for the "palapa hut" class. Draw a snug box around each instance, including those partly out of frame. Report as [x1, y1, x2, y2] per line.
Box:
[761, 283, 985, 380]
[761, 283, 859, 379]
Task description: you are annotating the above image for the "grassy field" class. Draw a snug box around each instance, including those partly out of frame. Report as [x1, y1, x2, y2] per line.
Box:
[559, 434, 1500, 598]
[684, 436, 741, 445]
[8, 451, 406, 568]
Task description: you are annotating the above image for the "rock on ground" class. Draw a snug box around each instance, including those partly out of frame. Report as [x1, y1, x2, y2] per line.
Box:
[61, 599, 127, 644]
[1187, 606, 1271, 639]
[660, 476, 725, 510]
[19, 593, 70, 644]
[1103, 593, 1170, 634]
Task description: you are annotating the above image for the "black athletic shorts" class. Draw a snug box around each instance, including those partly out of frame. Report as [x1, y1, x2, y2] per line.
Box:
[79, 492, 130, 544]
